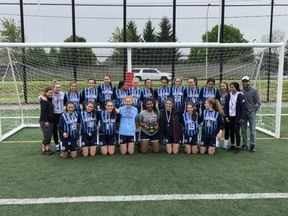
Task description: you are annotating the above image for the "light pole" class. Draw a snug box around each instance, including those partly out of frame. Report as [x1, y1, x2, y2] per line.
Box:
[206, 3, 211, 79]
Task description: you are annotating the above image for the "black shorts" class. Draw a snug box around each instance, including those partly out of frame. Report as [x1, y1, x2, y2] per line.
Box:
[140, 131, 159, 142]
[119, 135, 135, 144]
[183, 135, 198, 146]
[99, 134, 116, 146]
[81, 132, 97, 147]
[200, 136, 216, 147]
[61, 138, 78, 152]
[164, 136, 181, 145]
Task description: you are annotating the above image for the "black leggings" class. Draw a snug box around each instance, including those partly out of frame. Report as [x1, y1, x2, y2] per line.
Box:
[228, 116, 241, 146]
[224, 121, 230, 140]
[53, 113, 62, 145]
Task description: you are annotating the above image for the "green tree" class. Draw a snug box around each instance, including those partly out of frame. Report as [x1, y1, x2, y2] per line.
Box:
[109, 21, 142, 64]
[188, 24, 252, 64]
[142, 20, 157, 64]
[58, 35, 97, 66]
[156, 16, 181, 64]
[26, 47, 50, 66]
[0, 18, 22, 42]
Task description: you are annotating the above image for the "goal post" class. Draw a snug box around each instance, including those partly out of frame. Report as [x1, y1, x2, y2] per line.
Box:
[0, 42, 285, 142]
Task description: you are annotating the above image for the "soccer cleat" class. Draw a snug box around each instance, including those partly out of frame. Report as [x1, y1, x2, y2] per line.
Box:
[241, 145, 248, 150]
[249, 146, 255, 153]
[223, 139, 229, 149]
[215, 139, 220, 149]
[46, 149, 55, 155]
[55, 144, 60, 152]
[233, 147, 240, 154]
[227, 145, 235, 152]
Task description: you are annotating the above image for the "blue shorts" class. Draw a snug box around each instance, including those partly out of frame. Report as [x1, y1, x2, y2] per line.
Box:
[140, 131, 159, 142]
[61, 138, 78, 152]
[119, 135, 135, 144]
[183, 135, 198, 146]
[99, 134, 116, 146]
[81, 132, 97, 147]
[200, 136, 216, 147]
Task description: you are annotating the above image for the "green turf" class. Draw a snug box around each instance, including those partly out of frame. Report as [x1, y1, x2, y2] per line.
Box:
[1, 199, 288, 216]
[1, 126, 288, 215]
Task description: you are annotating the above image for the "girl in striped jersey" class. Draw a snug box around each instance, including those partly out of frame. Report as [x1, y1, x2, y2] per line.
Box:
[200, 78, 220, 112]
[199, 98, 224, 155]
[141, 79, 154, 104]
[219, 81, 230, 149]
[154, 77, 171, 111]
[98, 100, 118, 155]
[185, 76, 201, 114]
[114, 80, 128, 108]
[181, 103, 199, 155]
[81, 78, 98, 111]
[79, 101, 98, 157]
[97, 75, 115, 110]
[128, 77, 142, 113]
[64, 81, 81, 113]
[58, 102, 79, 159]
[171, 76, 186, 113]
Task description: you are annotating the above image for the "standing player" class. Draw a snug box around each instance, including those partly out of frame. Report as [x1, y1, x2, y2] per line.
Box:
[128, 77, 142, 114]
[81, 78, 98, 110]
[51, 80, 65, 152]
[79, 101, 98, 157]
[39, 87, 54, 155]
[159, 98, 182, 154]
[58, 101, 79, 159]
[240, 76, 261, 152]
[98, 74, 115, 110]
[200, 78, 220, 111]
[224, 82, 246, 154]
[219, 81, 230, 149]
[117, 95, 138, 155]
[154, 76, 171, 111]
[185, 76, 201, 115]
[199, 98, 224, 155]
[138, 99, 160, 154]
[64, 81, 81, 113]
[98, 100, 118, 155]
[181, 103, 199, 155]
[114, 80, 128, 108]
[141, 79, 154, 103]
[171, 76, 186, 113]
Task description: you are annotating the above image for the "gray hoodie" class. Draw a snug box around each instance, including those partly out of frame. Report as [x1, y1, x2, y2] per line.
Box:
[241, 86, 261, 113]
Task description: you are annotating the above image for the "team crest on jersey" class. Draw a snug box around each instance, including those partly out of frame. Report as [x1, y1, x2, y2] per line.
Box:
[61, 146, 66, 151]
[99, 141, 103, 145]
[68, 142, 71, 146]
[81, 142, 85, 147]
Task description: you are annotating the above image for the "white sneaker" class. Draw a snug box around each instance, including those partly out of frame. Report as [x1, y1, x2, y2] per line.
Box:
[216, 139, 220, 148]
[223, 139, 229, 150]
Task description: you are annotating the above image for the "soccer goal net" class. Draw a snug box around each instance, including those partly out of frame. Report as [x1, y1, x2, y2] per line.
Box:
[0, 42, 285, 141]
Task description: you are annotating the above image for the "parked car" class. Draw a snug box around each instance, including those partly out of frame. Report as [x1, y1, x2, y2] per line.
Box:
[132, 68, 172, 81]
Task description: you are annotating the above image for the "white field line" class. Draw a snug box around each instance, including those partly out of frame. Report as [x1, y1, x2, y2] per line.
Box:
[1, 193, 288, 205]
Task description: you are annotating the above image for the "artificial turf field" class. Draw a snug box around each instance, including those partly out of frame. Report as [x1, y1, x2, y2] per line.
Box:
[0, 115, 287, 216]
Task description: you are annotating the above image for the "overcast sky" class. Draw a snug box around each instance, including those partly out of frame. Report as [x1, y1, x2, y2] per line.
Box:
[0, 0, 287, 44]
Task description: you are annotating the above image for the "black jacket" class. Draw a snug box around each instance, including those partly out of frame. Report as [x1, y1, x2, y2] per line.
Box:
[159, 108, 182, 142]
[224, 92, 246, 123]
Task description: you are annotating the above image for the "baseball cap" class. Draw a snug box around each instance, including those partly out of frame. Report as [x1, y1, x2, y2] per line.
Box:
[242, 76, 250, 81]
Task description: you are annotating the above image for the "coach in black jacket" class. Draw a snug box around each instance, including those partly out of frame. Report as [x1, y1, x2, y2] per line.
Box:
[224, 82, 246, 153]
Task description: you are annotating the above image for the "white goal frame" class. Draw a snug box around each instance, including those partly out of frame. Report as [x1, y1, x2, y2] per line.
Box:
[0, 42, 285, 142]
